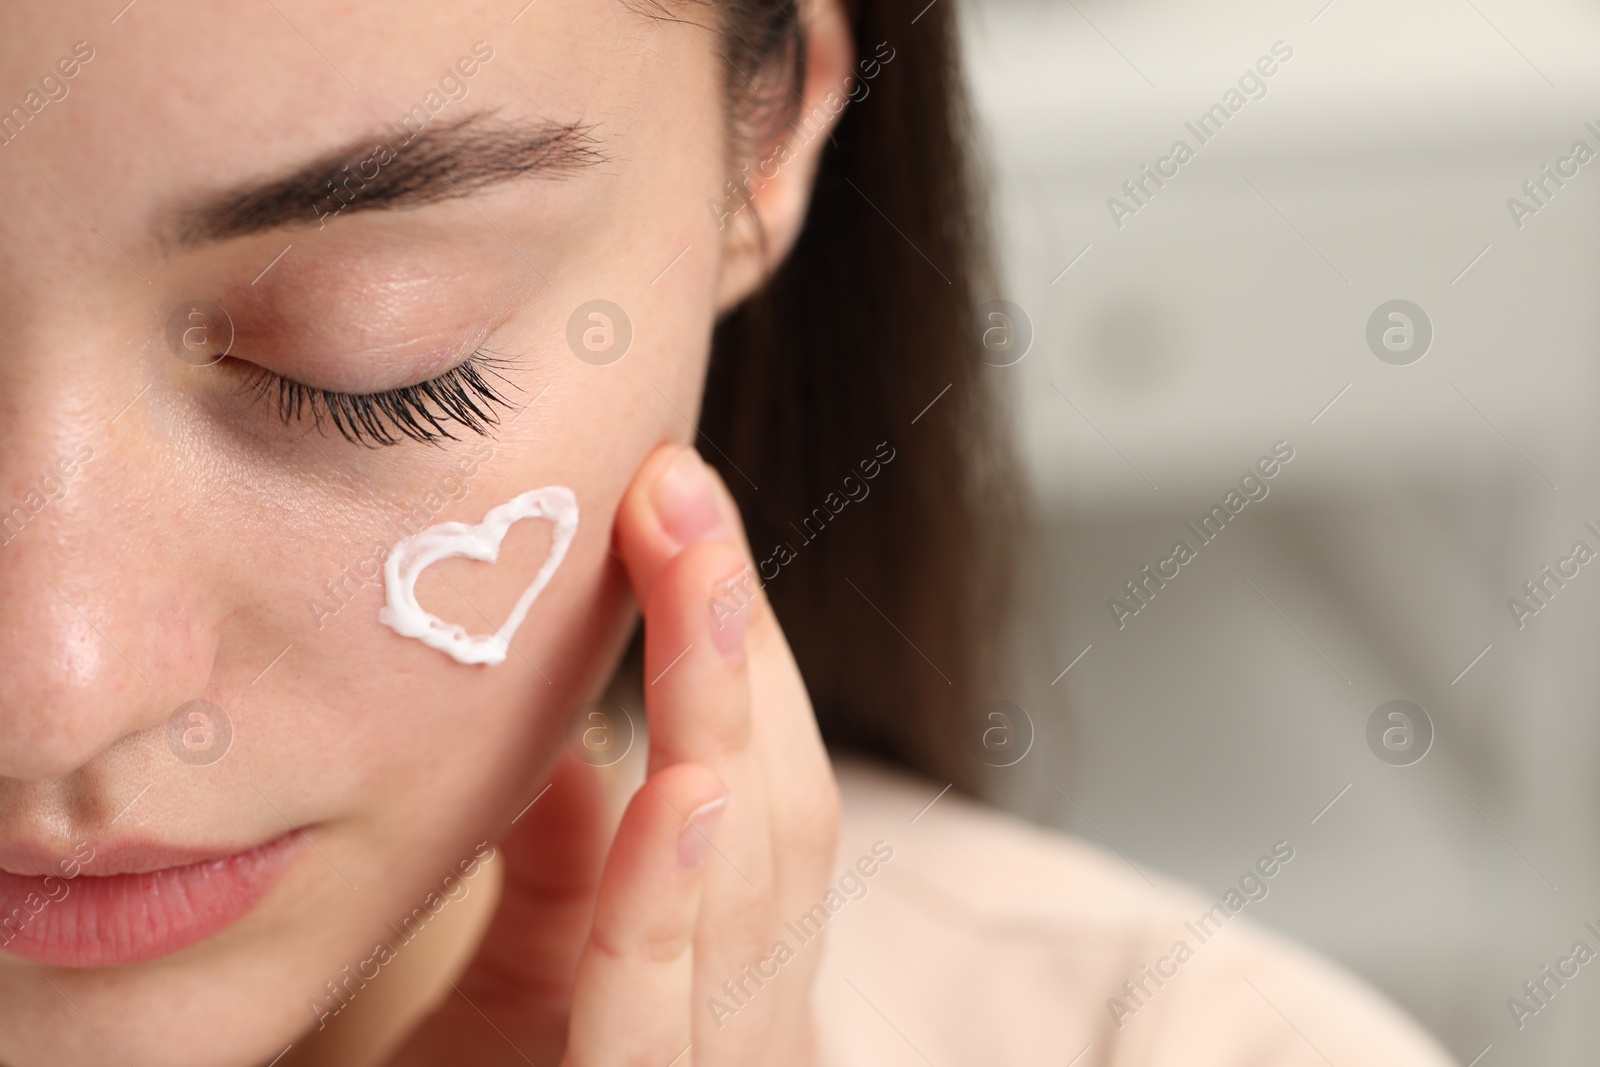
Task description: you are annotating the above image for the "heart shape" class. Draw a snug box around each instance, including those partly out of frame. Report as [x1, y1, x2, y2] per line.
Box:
[378, 486, 579, 666]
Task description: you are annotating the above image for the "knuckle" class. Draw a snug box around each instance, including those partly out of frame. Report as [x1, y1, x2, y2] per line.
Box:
[587, 921, 694, 967]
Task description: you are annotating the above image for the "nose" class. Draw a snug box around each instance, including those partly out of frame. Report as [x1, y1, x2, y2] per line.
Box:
[0, 437, 213, 781]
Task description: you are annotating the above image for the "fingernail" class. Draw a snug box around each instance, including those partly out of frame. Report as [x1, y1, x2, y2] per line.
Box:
[653, 448, 724, 547]
[678, 795, 728, 868]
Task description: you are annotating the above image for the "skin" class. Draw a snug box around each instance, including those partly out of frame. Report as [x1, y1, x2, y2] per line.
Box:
[0, 1, 853, 1063]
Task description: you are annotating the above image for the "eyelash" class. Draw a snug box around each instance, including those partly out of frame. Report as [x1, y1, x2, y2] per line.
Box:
[238, 353, 521, 447]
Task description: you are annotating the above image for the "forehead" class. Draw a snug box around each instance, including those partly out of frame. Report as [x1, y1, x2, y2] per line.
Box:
[0, 0, 720, 301]
[0, 2, 689, 222]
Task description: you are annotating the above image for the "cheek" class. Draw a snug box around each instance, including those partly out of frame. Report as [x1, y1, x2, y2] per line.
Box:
[273, 426, 643, 791]
[207, 11, 732, 865]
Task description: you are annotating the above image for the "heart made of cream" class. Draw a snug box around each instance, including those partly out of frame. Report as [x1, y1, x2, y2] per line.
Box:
[378, 486, 579, 666]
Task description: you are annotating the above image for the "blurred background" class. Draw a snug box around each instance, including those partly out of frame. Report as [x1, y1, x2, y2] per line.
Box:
[960, 0, 1600, 1062]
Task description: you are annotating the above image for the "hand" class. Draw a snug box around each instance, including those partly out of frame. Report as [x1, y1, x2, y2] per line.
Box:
[386, 443, 842, 1066]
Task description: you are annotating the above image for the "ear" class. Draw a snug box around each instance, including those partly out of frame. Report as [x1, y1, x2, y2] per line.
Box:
[712, 0, 855, 313]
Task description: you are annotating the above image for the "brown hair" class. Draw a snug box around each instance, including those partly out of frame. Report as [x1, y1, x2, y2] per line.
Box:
[665, 0, 1021, 794]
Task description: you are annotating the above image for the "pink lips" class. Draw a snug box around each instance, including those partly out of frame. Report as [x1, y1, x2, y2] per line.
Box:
[0, 833, 305, 968]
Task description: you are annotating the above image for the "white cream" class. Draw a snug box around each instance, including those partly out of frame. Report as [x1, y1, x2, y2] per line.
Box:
[379, 486, 578, 666]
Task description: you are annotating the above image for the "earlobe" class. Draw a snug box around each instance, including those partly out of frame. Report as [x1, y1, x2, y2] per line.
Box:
[712, 0, 855, 313]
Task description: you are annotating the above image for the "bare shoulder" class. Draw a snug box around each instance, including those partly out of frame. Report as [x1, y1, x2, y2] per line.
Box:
[805, 759, 1455, 1067]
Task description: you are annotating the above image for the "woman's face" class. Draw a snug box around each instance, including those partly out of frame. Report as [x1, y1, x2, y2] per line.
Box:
[0, 0, 790, 1061]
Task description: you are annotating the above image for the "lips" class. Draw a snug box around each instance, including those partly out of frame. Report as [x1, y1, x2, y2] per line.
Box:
[0, 832, 305, 968]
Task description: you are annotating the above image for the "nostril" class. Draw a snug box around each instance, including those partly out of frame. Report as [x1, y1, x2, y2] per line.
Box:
[0, 714, 117, 783]
[0, 695, 198, 783]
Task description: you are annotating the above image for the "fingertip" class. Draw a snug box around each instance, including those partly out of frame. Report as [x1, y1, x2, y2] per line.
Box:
[615, 443, 733, 604]
[652, 761, 730, 865]
[650, 759, 729, 817]
[595, 762, 728, 925]
[652, 448, 725, 546]
[613, 443, 683, 575]
[597, 762, 727, 902]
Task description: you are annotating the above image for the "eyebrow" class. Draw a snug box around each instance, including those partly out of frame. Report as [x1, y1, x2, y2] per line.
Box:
[170, 112, 605, 246]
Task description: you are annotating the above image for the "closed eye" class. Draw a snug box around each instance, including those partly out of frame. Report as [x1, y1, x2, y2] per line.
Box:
[236, 352, 522, 447]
